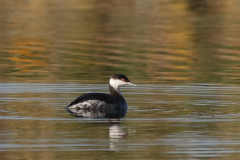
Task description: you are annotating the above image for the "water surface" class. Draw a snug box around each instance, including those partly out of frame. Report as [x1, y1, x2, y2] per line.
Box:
[0, 0, 240, 84]
[1, 0, 240, 160]
[1, 83, 240, 160]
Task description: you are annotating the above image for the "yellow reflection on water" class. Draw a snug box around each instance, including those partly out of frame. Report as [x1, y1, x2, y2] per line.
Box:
[0, 0, 240, 84]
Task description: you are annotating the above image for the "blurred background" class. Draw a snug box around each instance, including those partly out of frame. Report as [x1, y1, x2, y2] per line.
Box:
[1, 1, 240, 160]
[0, 0, 240, 84]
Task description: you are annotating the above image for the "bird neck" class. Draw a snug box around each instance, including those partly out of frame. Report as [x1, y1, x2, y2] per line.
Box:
[109, 85, 123, 98]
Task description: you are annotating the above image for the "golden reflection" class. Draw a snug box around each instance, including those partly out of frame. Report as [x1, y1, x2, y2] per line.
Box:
[7, 57, 46, 69]
[0, 0, 239, 83]
[0, 0, 240, 159]
[9, 49, 36, 57]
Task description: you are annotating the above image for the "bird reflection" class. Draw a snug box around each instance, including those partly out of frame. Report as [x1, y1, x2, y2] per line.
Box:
[108, 119, 128, 150]
[109, 119, 127, 138]
[66, 105, 128, 150]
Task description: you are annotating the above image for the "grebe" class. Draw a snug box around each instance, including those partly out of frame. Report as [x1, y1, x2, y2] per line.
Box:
[66, 74, 136, 117]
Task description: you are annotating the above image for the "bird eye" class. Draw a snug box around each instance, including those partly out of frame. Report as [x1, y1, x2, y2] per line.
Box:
[121, 79, 126, 82]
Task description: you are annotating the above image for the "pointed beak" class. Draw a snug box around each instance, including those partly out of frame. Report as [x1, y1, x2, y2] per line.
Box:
[127, 82, 136, 86]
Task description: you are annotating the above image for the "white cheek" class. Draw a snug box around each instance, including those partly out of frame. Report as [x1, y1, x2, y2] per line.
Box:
[109, 78, 126, 89]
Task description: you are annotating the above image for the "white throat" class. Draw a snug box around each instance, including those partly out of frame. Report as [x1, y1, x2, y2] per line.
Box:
[109, 78, 126, 89]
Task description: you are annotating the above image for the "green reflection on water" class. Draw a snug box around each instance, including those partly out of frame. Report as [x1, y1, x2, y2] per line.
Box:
[0, 0, 240, 84]
[0, 1, 240, 159]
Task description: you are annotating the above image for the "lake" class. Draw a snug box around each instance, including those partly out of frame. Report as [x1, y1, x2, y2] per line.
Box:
[1, 0, 240, 160]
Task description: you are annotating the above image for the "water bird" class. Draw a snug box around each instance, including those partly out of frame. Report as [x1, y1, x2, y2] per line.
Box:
[66, 74, 136, 118]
